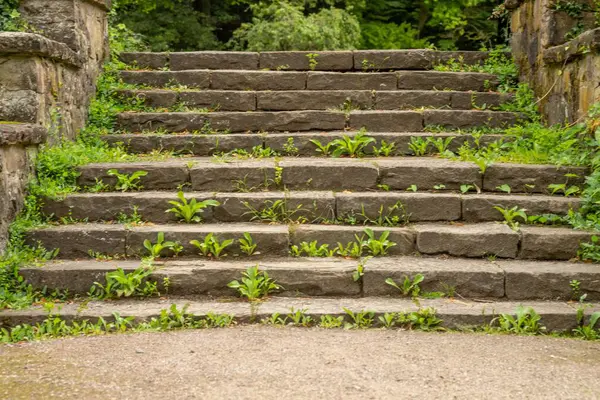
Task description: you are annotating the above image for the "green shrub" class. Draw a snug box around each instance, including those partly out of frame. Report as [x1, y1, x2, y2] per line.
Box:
[229, 1, 361, 51]
[360, 22, 431, 49]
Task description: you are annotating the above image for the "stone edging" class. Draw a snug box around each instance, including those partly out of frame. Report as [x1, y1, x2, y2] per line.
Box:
[0, 123, 47, 146]
[543, 28, 600, 64]
[0, 32, 83, 68]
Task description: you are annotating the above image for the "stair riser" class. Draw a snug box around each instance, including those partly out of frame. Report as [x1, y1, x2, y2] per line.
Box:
[117, 89, 512, 112]
[120, 70, 500, 92]
[116, 110, 519, 133]
[19, 257, 600, 301]
[120, 50, 495, 71]
[76, 161, 587, 194]
[42, 192, 580, 224]
[102, 133, 505, 157]
[25, 224, 593, 261]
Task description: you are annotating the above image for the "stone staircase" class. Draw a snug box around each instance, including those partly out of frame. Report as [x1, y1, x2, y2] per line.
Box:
[3, 50, 599, 330]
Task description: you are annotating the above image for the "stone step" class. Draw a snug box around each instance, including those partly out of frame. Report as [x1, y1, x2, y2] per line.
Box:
[102, 131, 506, 156]
[119, 50, 494, 71]
[76, 157, 587, 194]
[117, 89, 512, 112]
[42, 191, 580, 225]
[25, 223, 594, 261]
[1, 296, 596, 333]
[18, 257, 600, 301]
[115, 110, 520, 133]
[119, 70, 500, 92]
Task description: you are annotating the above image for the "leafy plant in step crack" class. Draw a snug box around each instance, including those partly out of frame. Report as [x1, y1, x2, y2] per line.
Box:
[385, 274, 424, 297]
[573, 312, 600, 341]
[352, 257, 372, 282]
[261, 313, 289, 326]
[227, 265, 282, 301]
[107, 169, 148, 192]
[351, 201, 410, 227]
[88, 266, 159, 300]
[343, 308, 374, 329]
[143, 232, 180, 259]
[494, 206, 528, 231]
[287, 307, 313, 327]
[190, 233, 234, 259]
[495, 306, 546, 335]
[428, 136, 455, 154]
[243, 199, 308, 224]
[239, 232, 258, 256]
[496, 184, 512, 194]
[330, 130, 376, 158]
[548, 183, 581, 197]
[319, 315, 344, 329]
[166, 191, 220, 223]
[578, 236, 600, 263]
[290, 241, 335, 257]
[306, 53, 319, 71]
[396, 308, 444, 331]
[362, 229, 396, 256]
[336, 241, 365, 258]
[310, 139, 334, 156]
[373, 140, 396, 157]
[408, 137, 429, 156]
[406, 185, 418, 192]
[570, 279, 582, 300]
[461, 184, 480, 194]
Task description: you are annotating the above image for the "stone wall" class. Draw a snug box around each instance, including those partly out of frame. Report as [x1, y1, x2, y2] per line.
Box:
[0, 0, 110, 249]
[506, 0, 600, 124]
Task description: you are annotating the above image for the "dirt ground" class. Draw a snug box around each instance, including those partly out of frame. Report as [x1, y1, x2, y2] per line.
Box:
[1, 326, 600, 399]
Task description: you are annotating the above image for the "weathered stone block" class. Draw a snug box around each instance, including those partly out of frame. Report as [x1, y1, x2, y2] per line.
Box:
[190, 160, 275, 192]
[377, 158, 482, 190]
[501, 260, 600, 301]
[117, 112, 210, 132]
[336, 192, 462, 222]
[160, 134, 263, 156]
[119, 52, 169, 70]
[126, 224, 289, 257]
[290, 225, 415, 256]
[363, 257, 505, 298]
[376, 91, 451, 110]
[462, 194, 581, 222]
[179, 91, 256, 111]
[348, 111, 423, 132]
[397, 71, 499, 91]
[77, 161, 190, 190]
[423, 110, 518, 129]
[416, 223, 519, 258]
[280, 159, 379, 191]
[307, 72, 397, 90]
[207, 111, 346, 132]
[259, 51, 354, 71]
[213, 192, 335, 223]
[519, 226, 593, 260]
[354, 50, 435, 70]
[119, 71, 211, 89]
[450, 92, 513, 110]
[210, 71, 306, 90]
[25, 225, 127, 258]
[117, 90, 178, 108]
[43, 192, 215, 224]
[170, 52, 259, 71]
[257, 90, 373, 111]
[483, 164, 588, 193]
[102, 134, 162, 154]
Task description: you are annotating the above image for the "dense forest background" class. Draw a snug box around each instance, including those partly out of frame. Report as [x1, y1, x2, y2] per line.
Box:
[112, 0, 508, 52]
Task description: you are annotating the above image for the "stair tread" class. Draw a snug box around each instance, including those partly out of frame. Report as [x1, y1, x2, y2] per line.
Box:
[1, 296, 597, 328]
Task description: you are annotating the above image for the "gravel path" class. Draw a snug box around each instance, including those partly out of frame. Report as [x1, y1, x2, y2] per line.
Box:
[1, 327, 600, 399]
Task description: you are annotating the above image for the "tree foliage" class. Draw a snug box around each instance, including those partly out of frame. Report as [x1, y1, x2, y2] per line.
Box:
[108, 0, 507, 51]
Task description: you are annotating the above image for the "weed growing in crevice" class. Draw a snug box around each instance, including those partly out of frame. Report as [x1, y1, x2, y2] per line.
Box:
[227, 265, 282, 301]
